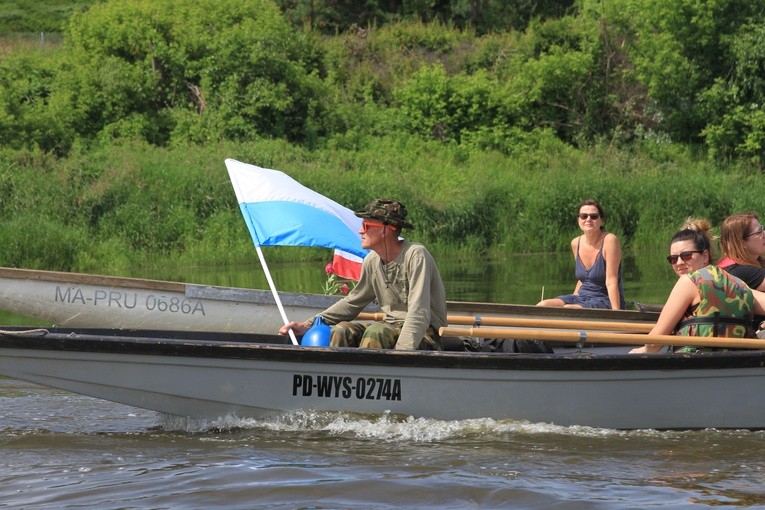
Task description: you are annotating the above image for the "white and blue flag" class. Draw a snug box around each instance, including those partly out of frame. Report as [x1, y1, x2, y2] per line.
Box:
[225, 158, 367, 279]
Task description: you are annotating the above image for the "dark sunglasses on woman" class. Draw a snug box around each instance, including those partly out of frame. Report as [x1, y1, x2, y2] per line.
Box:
[666, 250, 702, 265]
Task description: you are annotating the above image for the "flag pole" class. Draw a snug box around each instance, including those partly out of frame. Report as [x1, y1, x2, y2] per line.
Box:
[255, 245, 299, 345]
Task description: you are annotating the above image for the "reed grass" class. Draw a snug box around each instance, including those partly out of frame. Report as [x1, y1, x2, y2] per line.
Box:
[1, 136, 762, 273]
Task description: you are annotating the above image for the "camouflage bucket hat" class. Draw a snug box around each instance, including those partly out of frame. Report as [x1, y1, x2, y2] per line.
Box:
[355, 199, 414, 229]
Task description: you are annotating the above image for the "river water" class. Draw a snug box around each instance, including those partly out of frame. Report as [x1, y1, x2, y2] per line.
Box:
[2, 252, 764, 509]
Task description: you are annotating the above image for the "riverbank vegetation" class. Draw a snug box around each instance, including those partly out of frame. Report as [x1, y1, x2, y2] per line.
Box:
[1, 0, 764, 274]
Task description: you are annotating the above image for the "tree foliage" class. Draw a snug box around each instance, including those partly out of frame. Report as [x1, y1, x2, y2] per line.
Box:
[275, 0, 574, 35]
[2, 0, 765, 167]
[1, 0, 331, 153]
[586, 0, 765, 165]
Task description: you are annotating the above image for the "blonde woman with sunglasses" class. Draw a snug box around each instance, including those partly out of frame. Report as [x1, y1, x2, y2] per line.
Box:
[718, 212, 765, 334]
[718, 212, 765, 290]
[537, 199, 625, 310]
[631, 219, 763, 354]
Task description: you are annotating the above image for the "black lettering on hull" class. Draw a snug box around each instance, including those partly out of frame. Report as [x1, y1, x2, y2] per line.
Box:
[292, 374, 402, 401]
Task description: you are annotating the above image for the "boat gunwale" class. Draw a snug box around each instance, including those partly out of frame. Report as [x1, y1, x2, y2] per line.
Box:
[2, 327, 764, 372]
[0, 267, 185, 292]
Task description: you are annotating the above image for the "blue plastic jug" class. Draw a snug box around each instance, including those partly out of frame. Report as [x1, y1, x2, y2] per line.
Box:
[302, 316, 331, 347]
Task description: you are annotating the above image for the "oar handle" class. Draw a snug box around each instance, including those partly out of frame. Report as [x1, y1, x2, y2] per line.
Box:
[357, 312, 386, 321]
[439, 326, 765, 350]
[443, 316, 653, 332]
[356, 312, 654, 332]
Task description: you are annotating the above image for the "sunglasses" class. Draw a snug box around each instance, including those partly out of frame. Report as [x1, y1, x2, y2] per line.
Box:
[666, 250, 703, 265]
[578, 213, 601, 220]
[361, 220, 387, 232]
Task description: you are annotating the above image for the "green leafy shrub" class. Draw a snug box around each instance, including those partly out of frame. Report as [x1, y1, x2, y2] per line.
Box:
[1, 0, 335, 153]
[0, 49, 73, 154]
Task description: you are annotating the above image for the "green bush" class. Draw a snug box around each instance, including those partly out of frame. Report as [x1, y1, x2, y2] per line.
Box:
[1, 0, 335, 153]
[0, 49, 71, 153]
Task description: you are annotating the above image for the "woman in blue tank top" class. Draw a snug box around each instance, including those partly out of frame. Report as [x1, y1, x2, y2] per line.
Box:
[537, 199, 626, 310]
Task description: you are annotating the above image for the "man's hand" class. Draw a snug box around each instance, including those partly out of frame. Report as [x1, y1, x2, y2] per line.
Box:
[278, 320, 313, 336]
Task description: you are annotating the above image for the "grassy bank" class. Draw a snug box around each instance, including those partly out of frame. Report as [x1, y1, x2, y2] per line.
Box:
[0, 136, 761, 274]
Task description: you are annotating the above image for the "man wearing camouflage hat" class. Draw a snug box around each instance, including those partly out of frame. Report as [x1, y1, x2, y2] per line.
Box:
[279, 198, 447, 350]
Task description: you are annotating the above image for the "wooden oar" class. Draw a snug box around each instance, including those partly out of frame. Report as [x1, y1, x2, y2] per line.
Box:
[356, 312, 654, 333]
[438, 326, 765, 350]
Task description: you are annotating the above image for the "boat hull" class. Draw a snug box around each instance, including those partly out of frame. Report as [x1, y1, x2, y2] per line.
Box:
[0, 268, 660, 333]
[0, 267, 382, 332]
[0, 327, 762, 430]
